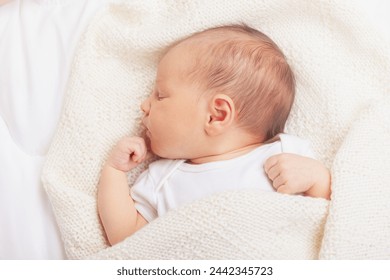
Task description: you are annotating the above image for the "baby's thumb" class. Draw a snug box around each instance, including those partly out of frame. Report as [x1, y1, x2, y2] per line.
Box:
[131, 146, 148, 163]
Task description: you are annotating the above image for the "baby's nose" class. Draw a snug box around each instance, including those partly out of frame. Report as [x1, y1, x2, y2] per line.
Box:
[141, 97, 150, 114]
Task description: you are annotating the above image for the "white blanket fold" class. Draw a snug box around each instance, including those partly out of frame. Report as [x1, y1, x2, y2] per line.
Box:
[42, 0, 390, 259]
[90, 192, 329, 259]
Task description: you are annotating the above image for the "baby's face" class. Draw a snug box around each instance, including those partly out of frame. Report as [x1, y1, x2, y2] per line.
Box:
[141, 44, 208, 159]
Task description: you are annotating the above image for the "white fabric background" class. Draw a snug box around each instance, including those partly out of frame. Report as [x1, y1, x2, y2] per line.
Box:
[0, 0, 107, 259]
[0, 0, 389, 259]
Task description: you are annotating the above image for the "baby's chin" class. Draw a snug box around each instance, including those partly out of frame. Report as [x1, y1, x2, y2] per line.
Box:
[139, 129, 165, 159]
[149, 143, 181, 160]
[149, 144, 167, 159]
[140, 128, 185, 160]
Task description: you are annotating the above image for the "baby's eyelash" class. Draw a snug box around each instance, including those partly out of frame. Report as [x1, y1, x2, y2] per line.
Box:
[155, 91, 165, 101]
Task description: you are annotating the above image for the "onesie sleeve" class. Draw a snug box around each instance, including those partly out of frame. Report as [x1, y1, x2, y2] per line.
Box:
[279, 133, 316, 159]
[130, 169, 158, 222]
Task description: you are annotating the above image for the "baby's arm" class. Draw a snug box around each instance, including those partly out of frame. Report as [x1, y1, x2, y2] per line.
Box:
[264, 154, 331, 199]
[97, 137, 148, 246]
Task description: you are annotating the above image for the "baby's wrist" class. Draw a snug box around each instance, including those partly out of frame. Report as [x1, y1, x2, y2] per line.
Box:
[104, 160, 125, 173]
[305, 166, 331, 199]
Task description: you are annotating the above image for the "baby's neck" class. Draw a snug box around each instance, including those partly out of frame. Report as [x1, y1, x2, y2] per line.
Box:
[188, 141, 263, 164]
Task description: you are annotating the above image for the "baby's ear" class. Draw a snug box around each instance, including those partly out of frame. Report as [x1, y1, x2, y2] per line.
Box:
[205, 94, 236, 136]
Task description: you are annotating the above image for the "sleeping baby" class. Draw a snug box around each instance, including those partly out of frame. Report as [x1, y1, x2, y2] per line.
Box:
[97, 24, 331, 245]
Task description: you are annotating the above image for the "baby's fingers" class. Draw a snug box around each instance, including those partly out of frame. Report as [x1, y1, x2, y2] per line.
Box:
[264, 154, 280, 173]
[128, 138, 147, 163]
[275, 184, 295, 195]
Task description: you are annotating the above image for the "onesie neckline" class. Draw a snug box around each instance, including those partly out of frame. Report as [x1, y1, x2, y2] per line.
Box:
[178, 142, 276, 173]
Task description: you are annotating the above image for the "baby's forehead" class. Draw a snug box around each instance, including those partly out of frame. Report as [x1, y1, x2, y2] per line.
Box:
[158, 27, 268, 85]
[182, 29, 249, 49]
[164, 27, 252, 57]
[163, 32, 244, 70]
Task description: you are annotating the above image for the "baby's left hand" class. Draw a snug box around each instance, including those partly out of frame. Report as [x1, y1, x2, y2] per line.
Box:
[264, 153, 329, 197]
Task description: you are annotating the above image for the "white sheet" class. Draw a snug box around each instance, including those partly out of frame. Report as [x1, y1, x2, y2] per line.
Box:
[0, 0, 107, 259]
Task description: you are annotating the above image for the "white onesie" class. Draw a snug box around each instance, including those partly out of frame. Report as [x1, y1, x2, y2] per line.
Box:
[131, 134, 315, 222]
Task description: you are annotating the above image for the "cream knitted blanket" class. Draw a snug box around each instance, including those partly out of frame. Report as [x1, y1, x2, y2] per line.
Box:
[42, 0, 390, 259]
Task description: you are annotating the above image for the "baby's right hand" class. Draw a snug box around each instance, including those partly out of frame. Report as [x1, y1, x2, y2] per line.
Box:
[106, 136, 148, 172]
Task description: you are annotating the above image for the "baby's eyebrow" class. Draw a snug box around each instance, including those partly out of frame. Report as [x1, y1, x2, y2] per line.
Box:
[155, 78, 163, 86]
[154, 81, 162, 91]
[155, 82, 169, 95]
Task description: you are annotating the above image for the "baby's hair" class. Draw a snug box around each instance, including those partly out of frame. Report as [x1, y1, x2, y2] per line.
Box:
[165, 24, 295, 141]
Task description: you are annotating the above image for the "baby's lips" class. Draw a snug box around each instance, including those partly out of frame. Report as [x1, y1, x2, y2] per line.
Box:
[139, 126, 152, 151]
[140, 121, 150, 136]
[141, 118, 149, 129]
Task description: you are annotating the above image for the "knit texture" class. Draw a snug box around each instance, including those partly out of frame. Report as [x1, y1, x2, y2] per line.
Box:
[42, 0, 390, 259]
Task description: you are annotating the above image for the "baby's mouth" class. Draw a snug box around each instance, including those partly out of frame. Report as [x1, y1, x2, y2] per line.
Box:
[140, 124, 150, 137]
[141, 119, 149, 134]
[140, 124, 152, 151]
[144, 125, 151, 137]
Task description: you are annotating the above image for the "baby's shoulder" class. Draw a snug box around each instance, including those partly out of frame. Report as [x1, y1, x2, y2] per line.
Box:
[278, 133, 315, 158]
